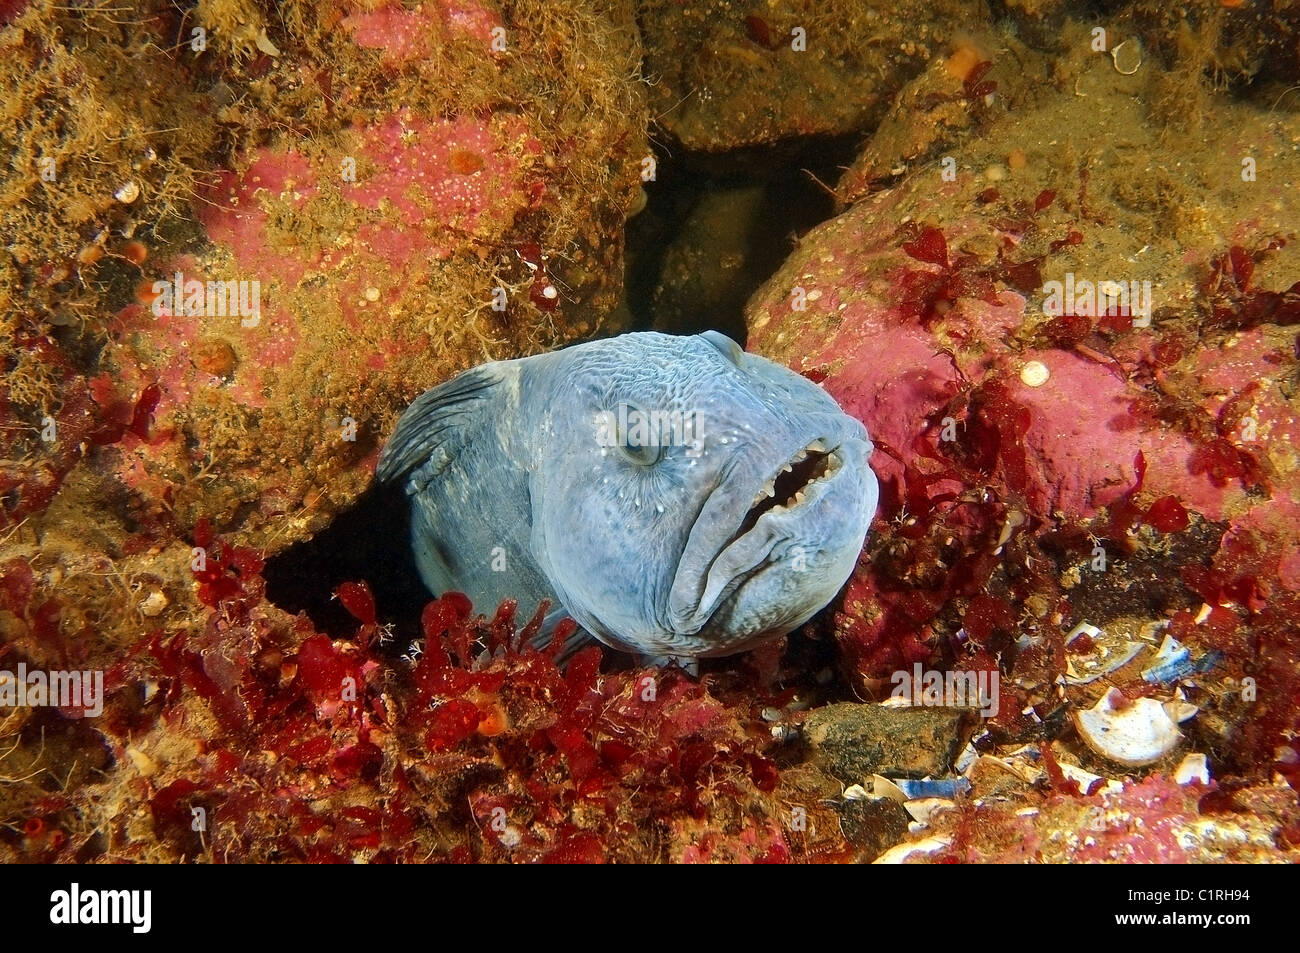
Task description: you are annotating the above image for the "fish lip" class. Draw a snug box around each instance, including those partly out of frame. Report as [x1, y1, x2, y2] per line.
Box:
[665, 436, 868, 634]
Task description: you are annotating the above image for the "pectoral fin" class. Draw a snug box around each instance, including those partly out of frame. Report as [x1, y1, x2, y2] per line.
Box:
[376, 363, 513, 491]
[528, 605, 598, 665]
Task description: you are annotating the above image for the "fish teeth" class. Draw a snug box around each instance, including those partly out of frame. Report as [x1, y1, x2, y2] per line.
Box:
[791, 449, 808, 463]
[808, 439, 827, 452]
[794, 490, 806, 505]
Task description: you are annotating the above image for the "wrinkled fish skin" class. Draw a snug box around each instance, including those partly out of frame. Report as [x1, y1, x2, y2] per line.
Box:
[378, 331, 878, 662]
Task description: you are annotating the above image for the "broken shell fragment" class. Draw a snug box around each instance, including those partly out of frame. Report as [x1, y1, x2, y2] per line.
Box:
[114, 180, 140, 204]
[1057, 759, 1123, 796]
[255, 29, 281, 57]
[1174, 752, 1211, 786]
[1163, 697, 1199, 724]
[1142, 634, 1193, 684]
[1073, 688, 1183, 767]
[904, 797, 955, 826]
[1065, 621, 1102, 644]
[893, 777, 971, 799]
[873, 835, 952, 864]
[867, 774, 909, 802]
[1064, 623, 1143, 685]
[139, 589, 168, 617]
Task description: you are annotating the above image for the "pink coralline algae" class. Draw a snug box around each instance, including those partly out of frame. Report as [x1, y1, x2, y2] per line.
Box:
[345, 0, 504, 61]
[747, 163, 1300, 792]
[197, 110, 544, 319]
[91, 102, 551, 544]
[923, 775, 1300, 864]
[750, 199, 1250, 525]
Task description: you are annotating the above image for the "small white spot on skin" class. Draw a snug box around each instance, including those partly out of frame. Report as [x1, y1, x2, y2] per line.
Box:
[1020, 360, 1050, 387]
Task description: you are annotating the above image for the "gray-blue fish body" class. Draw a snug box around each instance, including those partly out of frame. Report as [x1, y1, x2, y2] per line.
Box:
[377, 331, 878, 661]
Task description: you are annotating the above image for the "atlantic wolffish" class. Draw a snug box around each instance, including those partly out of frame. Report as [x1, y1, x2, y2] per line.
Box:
[377, 331, 878, 665]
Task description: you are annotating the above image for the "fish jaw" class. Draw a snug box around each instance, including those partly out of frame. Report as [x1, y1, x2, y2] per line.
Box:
[665, 433, 877, 654]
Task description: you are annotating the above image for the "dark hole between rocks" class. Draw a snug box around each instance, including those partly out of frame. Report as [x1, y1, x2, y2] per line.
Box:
[263, 483, 430, 646]
[625, 133, 860, 342]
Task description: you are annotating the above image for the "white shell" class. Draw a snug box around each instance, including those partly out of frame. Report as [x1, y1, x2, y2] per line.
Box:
[255, 29, 281, 57]
[873, 835, 952, 864]
[904, 797, 955, 825]
[1174, 752, 1210, 785]
[867, 774, 908, 803]
[1073, 688, 1183, 767]
[1065, 622, 1143, 685]
[1020, 360, 1050, 387]
[138, 589, 168, 617]
[1058, 759, 1123, 795]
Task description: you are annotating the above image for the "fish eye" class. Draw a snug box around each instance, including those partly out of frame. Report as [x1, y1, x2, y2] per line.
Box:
[618, 441, 663, 466]
[613, 402, 664, 466]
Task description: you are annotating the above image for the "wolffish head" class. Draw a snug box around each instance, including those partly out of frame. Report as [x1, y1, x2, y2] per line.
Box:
[522, 330, 878, 660]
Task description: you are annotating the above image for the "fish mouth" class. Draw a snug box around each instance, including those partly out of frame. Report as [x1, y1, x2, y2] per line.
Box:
[730, 440, 840, 546]
[666, 437, 865, 636]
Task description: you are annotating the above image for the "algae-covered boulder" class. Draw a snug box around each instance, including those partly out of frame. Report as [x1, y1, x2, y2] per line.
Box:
[639, 0, 964, 154]
[746, 34, 1300, 792]
[2, 0, 647, 581]
[0, 0, 648, 861]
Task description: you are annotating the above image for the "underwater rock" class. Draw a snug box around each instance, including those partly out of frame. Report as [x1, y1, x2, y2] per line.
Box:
[0, 0, 652, 599]
[746, 44, 1300, 730]
[802, 702, 969, 782]
[639, 0, 959, 154]
[649, 186, 768, 339]
[744, 38, 1300, 803]
[746, 181, 1258, 523]
[1135, 1, 1300, 92]
[836, 792, 911, 862]
[836, 51, 982, 206]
